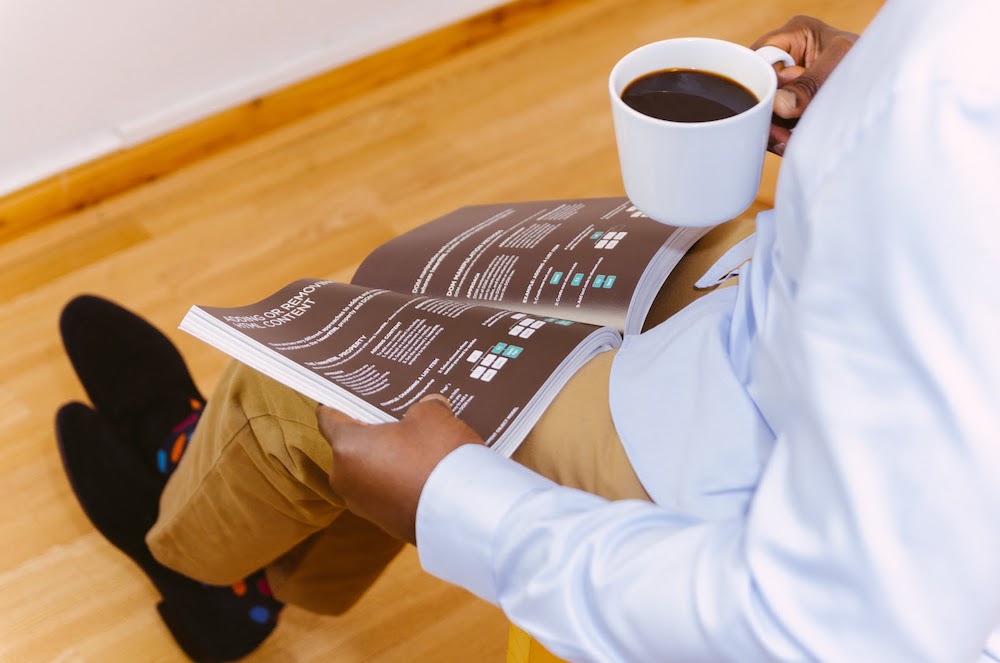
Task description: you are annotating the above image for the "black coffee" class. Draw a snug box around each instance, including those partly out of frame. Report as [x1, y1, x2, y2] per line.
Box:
[621, 68, 758, 123]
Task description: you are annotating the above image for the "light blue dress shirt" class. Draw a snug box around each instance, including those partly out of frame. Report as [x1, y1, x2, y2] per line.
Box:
[416, 0, 1000, 659]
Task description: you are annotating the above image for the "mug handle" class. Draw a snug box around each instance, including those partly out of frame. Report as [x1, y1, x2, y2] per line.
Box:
[754, 45, 795, 68]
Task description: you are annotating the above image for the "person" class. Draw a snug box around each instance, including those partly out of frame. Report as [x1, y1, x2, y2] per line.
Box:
[55, 2, 1000, 662]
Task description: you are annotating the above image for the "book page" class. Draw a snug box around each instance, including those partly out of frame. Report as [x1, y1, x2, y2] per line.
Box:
[351, 197, 691, 333]
[183, 279, 614, 448]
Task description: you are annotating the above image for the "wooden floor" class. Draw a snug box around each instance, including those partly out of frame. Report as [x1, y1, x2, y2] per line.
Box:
[0, 1, 882, 660]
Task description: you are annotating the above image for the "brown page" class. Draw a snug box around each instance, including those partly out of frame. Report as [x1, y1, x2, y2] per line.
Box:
[351, 197, 705, 335]
[181, 279, 619, 455]
[182, 197, 702, 455]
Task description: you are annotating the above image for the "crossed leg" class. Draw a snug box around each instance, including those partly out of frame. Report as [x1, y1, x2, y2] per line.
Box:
[146, 216, 754, 614]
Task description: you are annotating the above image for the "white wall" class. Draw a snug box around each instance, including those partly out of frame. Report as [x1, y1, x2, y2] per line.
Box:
[0, 0, 504, 196]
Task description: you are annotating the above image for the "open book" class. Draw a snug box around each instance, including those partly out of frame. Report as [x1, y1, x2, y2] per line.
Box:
[181, 197, 706, 456]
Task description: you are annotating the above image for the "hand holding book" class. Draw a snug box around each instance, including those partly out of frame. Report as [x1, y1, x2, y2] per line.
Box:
[317, 394, 482, 545]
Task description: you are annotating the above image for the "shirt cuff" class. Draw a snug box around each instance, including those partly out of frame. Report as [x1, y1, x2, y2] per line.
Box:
[415, 443, 556, 604]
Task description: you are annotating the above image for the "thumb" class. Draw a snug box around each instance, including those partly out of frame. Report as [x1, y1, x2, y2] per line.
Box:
[315, 405, 366, 446]
[419, 393, 452, 409]
[402, 393, 454, 421]
[316, 404, 364, 425]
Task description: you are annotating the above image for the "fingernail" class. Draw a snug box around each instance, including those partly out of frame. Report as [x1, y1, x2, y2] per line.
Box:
[773, 142, 786, 156]
[774, 89, 797, 114]
[421, 393, 452, 407]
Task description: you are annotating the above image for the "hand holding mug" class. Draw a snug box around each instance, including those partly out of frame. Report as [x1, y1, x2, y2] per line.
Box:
[609, 38, 794, 227]
[751, 16, 859, 155]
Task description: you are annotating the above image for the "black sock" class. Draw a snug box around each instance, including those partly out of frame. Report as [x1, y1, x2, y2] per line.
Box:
[151, 397, 285, 636]
[57, 295, 288, 661]
[59, 294, 204, 463]
[57, 402, 283, 662]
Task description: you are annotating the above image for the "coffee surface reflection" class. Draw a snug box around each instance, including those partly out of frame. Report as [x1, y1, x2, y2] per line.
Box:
[621, 68, 758, 123]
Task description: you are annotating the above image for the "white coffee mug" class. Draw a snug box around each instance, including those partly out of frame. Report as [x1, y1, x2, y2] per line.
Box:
[609, 38, 794, 227]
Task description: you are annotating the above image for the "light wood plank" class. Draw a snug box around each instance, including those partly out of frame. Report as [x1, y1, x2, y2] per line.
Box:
[0, 0, 883, 660]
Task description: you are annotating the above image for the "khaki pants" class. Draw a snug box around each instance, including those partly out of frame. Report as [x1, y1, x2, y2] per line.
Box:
[146, 217, 753, 615]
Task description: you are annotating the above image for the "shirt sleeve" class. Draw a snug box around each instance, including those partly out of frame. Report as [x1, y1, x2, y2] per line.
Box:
[419, 4, 1000, 661]
[417, 444, 776, 662]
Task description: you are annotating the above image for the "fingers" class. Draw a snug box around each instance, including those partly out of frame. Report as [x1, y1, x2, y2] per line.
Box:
[777, 65, 807, 86]
[401, 394, 462, 428]
[317, 394, 457, 447]
[751, 16, 859, 118]
[751, 15, 859, 156]
[316, 405, 360, 426]
[412, 392, 452, 412]
[318, 394, 476, 546]
[773, 33, 855, 118]
[318, 394, 450, 427]
[773, 66, 806, 117]
[750, 15, 818, 61]
[421, 393, 450, 404]
[769, 123, 793, 157]
[315, 405, 368, 450]
[403, 395, 486, 451]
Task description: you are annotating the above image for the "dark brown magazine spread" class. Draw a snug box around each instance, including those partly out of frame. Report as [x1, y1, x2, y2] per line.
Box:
[352, 197, 705, 335]
[180, 197, 704, 456]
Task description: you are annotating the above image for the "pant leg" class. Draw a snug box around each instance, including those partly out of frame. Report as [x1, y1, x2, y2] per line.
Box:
[511, 216, 755, 499]
[147, 359, 403, 614]
[264, 511, 405, 614]
[644, 215, 755, 329]
[512, 349, 647, 500]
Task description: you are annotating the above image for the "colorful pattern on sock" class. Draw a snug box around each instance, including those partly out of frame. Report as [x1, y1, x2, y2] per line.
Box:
[240, 571, 284, 624]
[228, 569, 282, 626]
[156, 399, 286, 622]
[157, 398, 204, 476]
